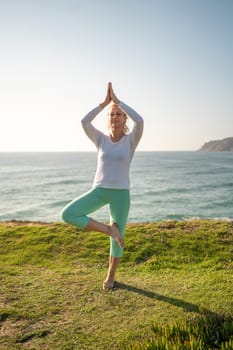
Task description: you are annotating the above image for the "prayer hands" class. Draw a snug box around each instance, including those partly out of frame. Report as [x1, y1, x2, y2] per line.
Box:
[109, 82, 120, 104]
[100, 82, 120, 108]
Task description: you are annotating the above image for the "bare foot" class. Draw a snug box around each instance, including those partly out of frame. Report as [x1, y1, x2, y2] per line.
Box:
[108, 223, 124, 249]
[103, 279, 115, 290]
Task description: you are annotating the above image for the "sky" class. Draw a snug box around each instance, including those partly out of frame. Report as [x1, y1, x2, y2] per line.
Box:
[0, 0, 232, 152]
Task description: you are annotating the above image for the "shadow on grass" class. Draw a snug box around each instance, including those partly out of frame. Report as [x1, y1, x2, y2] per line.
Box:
[115, 282, 200, 313]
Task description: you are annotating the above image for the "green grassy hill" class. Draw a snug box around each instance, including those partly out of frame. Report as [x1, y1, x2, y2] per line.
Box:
[0, 220, 232, 349]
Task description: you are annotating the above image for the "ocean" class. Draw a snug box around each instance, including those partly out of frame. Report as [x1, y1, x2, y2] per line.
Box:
[0, 151, 233, 223]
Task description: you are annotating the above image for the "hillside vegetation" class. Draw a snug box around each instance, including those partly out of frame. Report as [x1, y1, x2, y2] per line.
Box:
[0, 220, 233, 349]
[199, 137, 233, 151]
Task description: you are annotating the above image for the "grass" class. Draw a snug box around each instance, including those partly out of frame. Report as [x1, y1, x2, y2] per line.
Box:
[0, 220, 232, 349]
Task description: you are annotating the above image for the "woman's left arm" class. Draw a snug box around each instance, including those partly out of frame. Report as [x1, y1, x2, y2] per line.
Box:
[119, 101, 144, 148]
[109, 83, 143, 148]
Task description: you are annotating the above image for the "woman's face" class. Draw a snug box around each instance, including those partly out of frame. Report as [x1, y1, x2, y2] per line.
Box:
[108, 106, 126, 132]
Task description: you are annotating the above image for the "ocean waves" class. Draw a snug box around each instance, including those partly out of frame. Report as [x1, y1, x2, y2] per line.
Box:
[0, 151, 233, 222]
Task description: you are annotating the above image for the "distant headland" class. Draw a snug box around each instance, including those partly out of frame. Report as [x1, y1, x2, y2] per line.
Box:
[199, 137, 233, 152]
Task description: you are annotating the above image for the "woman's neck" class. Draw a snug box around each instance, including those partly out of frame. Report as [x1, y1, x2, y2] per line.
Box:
[110, 129, 124, 142]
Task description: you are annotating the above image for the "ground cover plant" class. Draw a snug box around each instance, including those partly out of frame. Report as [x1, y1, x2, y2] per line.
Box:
[0, 220, 232, 349]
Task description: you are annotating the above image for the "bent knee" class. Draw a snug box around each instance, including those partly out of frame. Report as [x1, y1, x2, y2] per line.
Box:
[60, 206, 70, 224]
[60, 206, 89, 230]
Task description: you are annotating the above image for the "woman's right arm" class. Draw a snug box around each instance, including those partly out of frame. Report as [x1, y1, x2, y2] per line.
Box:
[81, 83, 111, 147]
[81, 106, 103, 147]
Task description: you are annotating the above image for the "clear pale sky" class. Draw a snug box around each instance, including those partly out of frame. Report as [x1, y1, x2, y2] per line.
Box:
[0, 0, 232, 152]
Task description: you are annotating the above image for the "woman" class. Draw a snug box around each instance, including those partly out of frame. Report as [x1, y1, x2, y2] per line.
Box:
[61, 82, 143, 289]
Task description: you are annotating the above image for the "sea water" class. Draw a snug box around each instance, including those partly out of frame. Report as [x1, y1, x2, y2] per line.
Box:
[0, 151, 232, 222]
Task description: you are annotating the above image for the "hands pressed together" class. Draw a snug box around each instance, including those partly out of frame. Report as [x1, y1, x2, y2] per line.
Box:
[100, 82, 120, 109]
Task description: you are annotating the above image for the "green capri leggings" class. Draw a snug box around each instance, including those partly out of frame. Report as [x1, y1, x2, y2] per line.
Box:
[61, 187, 130, 258]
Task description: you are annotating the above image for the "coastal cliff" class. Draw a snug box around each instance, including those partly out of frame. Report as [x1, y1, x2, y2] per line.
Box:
[199, 137, 233, 152]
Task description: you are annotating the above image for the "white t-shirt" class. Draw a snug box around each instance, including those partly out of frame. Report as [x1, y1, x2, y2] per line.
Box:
[81, 101, 144, 190]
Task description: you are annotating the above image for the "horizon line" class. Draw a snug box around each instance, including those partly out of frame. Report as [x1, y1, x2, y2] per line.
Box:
[0, 149, 198, 153]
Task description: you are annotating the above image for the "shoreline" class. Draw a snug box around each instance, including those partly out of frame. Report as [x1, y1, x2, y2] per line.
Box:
[1, 217, 233, 227]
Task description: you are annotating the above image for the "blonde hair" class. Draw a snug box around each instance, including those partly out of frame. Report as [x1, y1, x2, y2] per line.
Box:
[123, 120, 129, 134]
[108, 103, 129, 134]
